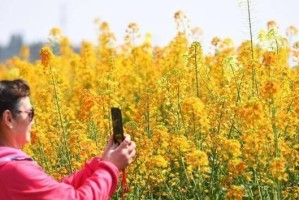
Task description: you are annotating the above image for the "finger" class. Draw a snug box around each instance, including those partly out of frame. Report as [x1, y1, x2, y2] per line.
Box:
[118, 136, 131, 149]
[127, 141, 136, 153]
[124, 134, 131, 142]
[128, 150, 136, 163]
[107, 135, 114, 147]
[111, 143, 118, 150]
[130, 149, 136, 157]
[107, 141, 118, 151]
[128, 141, 136, 148]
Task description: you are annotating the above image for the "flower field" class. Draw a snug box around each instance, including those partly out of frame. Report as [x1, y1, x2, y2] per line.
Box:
[1, 12, 299, 199]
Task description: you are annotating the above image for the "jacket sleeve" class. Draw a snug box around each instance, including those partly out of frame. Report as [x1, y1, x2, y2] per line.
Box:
[61, 157, 104, 188]
[0, 160, 119, 200]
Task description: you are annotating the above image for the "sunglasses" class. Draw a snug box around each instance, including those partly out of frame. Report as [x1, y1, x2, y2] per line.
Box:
[13, 107, 35, 122]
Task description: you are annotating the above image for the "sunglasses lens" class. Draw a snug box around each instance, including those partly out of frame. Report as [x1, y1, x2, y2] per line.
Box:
[11, 108, 35, 121]
[30, 108, 34, 121]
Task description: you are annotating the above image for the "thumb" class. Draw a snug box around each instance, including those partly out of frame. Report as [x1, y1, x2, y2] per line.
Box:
[107, 135, 114, 148]
[118, 135, 131, 149]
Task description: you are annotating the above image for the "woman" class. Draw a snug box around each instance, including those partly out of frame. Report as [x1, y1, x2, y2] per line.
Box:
[0, 79, 136, 200]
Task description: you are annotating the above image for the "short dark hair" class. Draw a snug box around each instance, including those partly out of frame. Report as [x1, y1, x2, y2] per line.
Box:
[0, 79, 30, 117]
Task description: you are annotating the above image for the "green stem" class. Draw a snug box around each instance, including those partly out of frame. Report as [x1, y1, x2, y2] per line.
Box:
[49, 65, 73, 173]
[247, 0, 254, 60]
[164, 181, 176, 200]
[194, 46, 200, 98]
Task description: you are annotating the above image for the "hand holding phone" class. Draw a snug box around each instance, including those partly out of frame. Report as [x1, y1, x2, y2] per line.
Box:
[111, 107, 125, 144]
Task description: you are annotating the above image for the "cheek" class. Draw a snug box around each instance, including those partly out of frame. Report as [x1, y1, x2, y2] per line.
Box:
[26, 124, 33, 132]
[14, 120, 32, 136]
[19, 122, 32, 134]
[25, 125, 32, 141]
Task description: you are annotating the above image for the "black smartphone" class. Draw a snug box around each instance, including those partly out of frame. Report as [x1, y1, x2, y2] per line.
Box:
[111, 107, 125, 144]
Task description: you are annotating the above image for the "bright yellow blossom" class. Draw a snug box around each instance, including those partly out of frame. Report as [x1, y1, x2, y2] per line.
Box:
[40, 46, 54, 67]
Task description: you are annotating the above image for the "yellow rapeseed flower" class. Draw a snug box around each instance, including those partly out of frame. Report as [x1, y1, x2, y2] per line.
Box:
[40, 46, 54, 67]
[270, 157, 287, 181]
[226, 185, 245, 200]
[50, 27, 61, 36]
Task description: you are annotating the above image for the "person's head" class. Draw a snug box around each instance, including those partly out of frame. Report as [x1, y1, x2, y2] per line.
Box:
[0, 79, 34, 148]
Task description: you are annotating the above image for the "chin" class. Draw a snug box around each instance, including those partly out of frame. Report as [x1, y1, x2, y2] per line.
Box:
[20, 139, 30, 147]
[26, 133, 31, 143]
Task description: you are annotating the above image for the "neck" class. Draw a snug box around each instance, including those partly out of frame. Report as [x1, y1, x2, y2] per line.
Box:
[0, 128, 21, 149]
[0, 135, 20, 149]
[0, 132, 6, 147]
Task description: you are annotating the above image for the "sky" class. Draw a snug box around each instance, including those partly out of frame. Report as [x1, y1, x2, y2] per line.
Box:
[0, 0, 299, 49]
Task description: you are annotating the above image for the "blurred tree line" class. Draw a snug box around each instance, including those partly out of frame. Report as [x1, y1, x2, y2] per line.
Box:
[0, 34, 78, 62]
[0, 34, 43, 62]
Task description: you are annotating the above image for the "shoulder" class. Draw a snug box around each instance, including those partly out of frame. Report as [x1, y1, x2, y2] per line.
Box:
[0, 160, 70, 199]
[0, 160, 48, 186]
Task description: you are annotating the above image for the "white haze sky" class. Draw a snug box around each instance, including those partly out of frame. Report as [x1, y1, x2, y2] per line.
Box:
[0, 0, 299, 49]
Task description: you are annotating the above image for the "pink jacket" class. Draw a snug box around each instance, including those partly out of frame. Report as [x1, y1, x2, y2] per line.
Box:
[0, 146, 119, 200]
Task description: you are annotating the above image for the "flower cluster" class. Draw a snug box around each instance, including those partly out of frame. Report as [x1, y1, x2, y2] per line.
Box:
[1, 16, 299, 199]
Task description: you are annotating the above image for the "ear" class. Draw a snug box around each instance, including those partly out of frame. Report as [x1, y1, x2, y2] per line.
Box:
[2, 110, 14, 129]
